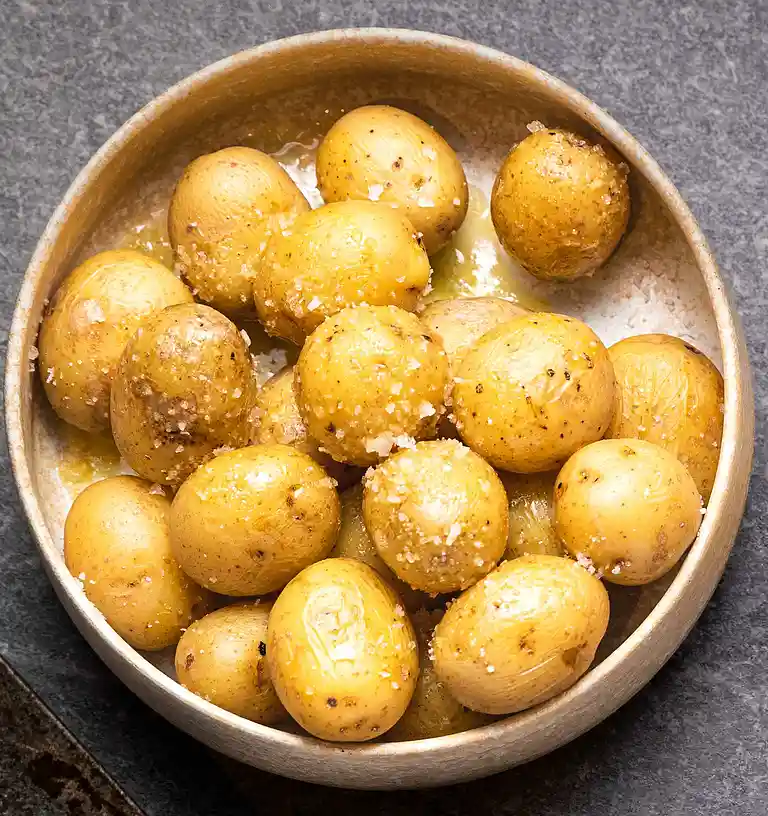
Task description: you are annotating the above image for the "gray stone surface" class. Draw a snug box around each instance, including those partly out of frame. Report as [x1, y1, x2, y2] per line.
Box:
[1, 0, 766, 813]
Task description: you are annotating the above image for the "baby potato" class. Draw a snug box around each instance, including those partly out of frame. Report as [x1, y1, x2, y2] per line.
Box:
[491, 126, 630, 281]
[453, 312, 616, 472]
[110, 303, 256, 486]
[254, 200, 431, 344]
[175, 602, 285, 724]
[363, 440, 508, 594]
[296, 305, 450, 466]
[64, 475, 210, 651]
[606, 334, 724, 501]
[267, 558, 419, 742]
[316, 105, 468, 255]
[38, 250, 192, 432]
[168, 146, 309, 315]
[501, 471, 563, 558]
[433, 555, 609, 714]
[170, 444, 341, 596]
[554, 438, 703, 585]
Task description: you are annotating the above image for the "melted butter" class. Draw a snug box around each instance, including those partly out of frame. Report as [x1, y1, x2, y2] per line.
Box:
[56, 424, 124, 493]
[117, 210, 174, 267]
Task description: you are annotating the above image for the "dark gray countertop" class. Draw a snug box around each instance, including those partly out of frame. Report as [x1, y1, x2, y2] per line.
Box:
[1, 1, 766, 813]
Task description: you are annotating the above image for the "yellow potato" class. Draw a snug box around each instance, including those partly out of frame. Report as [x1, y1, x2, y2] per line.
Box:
[553, 438, 703, 585]
[433, 555, 609, 714]
[500, 471, 563, 558]
[267, 559, 419, 741]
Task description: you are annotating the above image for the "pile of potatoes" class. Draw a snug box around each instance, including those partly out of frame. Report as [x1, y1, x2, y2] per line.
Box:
[40, 106, 724, 744]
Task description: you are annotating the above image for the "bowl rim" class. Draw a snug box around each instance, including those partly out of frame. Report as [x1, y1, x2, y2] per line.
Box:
[5, 27, 754, 786]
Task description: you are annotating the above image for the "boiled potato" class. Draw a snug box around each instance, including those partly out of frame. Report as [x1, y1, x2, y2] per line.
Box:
[267, 559, 419, 741]
[491, 125, 630, 280]
[433, 555, 609, 714]
[175, 602, 285, 724]
[38, 250, 192, 432]
[110, 303, 256, 486]
[316, 105, 468, 255]
[606, 334, 724, 501]
[170, 444, 340, 596]
[501, 471, 563, 558]
[254, 200, 431, 344]
[64, 475, 210, 651]
[169, 146, 309, 315]
[295, 305, 450, 466]
[554, 438, 703, 585]
[453, 312, 615, 472]
[363, 440, 508, 594]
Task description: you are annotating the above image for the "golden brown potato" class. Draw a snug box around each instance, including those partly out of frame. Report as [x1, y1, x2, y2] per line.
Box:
[38, 250, 192, 432]
[170, 444, 341, 596]
[169, 146, 309, 315]
[453, 312, 616, 472]
[491, 126, 630, 281]
[110, 303, 256, 486]
[295, 305, 450, 466]
[316, 105, 468, 255]
[363, 440, 509, 593]
[254, 200, 431, 344]
[553, 438, 703, 585]
[433, 555, 609, 714]
[606, 334, 724, 501]
[64, 475, 210, 651]
[175, 602, 285, 724]
[267, 559, 419, 741]
[500, 471, 563, 558]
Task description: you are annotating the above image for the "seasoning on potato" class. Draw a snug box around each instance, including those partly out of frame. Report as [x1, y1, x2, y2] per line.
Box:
[553, 438, 703, 585]
[168, 146, 309, 315]
[500, 471, 563, 558]
[170, 444, 341, 596]
[38, 250, 193, 432]
[267, 558, 419, 741]
[453, 312, 616, 472]
[606, 333, 724, 502]
[363, 440, 509, 593]
[316, 105, 468, 255]
[433, 555, 609, 714]
[295, 305, 450, 466]
[64, 475, 210, 651]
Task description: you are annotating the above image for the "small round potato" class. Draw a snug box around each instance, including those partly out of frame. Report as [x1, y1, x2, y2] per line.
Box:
[175, 602, 285, 724]
[38, 250, 192, 432]
[453, 312, 616, 472]
[553, 438, 703, 585]
[169, 146, 309, 315]
[606, 334, 724, 501]
[296, 305, 450, 466]
[316, 105, 468, 255]
[170, 444, 341, 596]
[64, 475, 210, 651]
[110, 303, 256, 486]
[491, 126, 630, 281]
[254, 200, 431, 344]
[501, 471, 563, 558]
[363, 440, 509, 593]
[267, 559, 419, 742]
[433, 555, 609, 714]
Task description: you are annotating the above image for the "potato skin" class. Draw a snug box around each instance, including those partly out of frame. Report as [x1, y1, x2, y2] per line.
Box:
[296, 305, 450, 466]
[267, 559, 419, 742]
[170, 444, 341, 596]
[500, 471, 563, 559]
[491, 127, 630, 281]
[433, 555, 609, 714]
[363, 440, 509, 594]
[553, 438, 703, 585]
[316, 105, 468, 255]
[38, 250, 192, 432]
[254, 200, 431, 344]
[175, 602, 285, 724]
[169, 146, 309, 315]
[606, 334, 724, 502]
[454, 312, 616, 472]
[110, 303, 256, 486]
[64, 475, 210, 651]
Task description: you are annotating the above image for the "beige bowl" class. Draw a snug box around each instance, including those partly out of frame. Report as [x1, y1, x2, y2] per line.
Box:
[5, 29, 754, 789]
